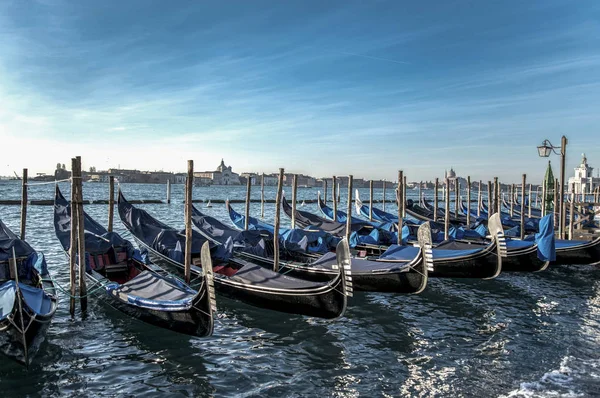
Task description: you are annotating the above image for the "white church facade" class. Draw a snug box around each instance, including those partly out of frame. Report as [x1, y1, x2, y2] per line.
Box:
[568, 153, 600, 194]
[194, 159, 241, 185]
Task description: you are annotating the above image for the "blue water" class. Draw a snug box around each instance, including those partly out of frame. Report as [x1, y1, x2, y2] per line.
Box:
[0, 181, 598, 397]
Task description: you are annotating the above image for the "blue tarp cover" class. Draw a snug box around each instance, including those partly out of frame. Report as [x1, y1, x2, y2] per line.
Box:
[381, 243, 485, 261]
[0, 281, 54, 318]
[106, 271, 197, 311]
[534, 214, 556, 261]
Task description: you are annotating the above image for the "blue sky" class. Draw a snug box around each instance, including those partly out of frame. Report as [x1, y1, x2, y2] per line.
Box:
[1, 0, 599, 182]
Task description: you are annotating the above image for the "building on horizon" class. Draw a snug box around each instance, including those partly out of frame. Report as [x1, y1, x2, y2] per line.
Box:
[194, 159, 241, 185]
[568, 153, 600, 194]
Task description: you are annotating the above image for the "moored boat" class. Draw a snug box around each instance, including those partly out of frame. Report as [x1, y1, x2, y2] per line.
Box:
[0, 219, 57, 367]
[53, 187, 216, 337]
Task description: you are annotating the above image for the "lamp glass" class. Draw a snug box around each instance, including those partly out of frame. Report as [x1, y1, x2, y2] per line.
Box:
[537, 145, 551, 157]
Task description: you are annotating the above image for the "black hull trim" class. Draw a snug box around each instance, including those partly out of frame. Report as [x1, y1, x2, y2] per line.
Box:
[503, 245, 549, 272]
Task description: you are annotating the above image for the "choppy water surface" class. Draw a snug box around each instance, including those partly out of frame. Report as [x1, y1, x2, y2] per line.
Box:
[0, 181, 599, 397]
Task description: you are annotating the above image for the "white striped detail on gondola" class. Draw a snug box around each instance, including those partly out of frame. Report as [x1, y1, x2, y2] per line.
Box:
[487, 213, 508, 258]
[200, 241, 217, 314]
[417, 221, 434, 272]
[336, 238, 353, 297]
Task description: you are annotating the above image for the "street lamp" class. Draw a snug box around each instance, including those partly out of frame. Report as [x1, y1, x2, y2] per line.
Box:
[537, 136, 568, 238]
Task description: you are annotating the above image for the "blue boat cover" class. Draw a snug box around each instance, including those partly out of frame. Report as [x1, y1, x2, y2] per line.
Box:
[534, 214, 555, 261]
[309, 252, 411, 273]
[380, 243, 485, 261]
[106, 270, 197, 311]
[505, 239, 535, 250]
[378, 245, 421, 261]
[0, 281, 54, 318]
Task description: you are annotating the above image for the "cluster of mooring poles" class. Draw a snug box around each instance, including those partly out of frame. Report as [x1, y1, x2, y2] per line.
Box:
[14, 151, 600, 318]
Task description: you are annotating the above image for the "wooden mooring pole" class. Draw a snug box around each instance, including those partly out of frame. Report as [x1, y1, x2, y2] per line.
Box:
[75, 157, 87, 314]
[528, 183, 532, 218]
[434, 178, 439, 221]
[244, 176, 251, 230]
[69, 158, 78, 316]
[510, 184, 515, 217]
[554, 178, 559, 231]
[260, 173, 265, 219]
[397, 170, 403, 244]
[346, 175, 353, 242]
[419, 181, 423, 205]
[541, 180, 547, 217]
[487, 181, 492, 215]
[369, 180, 374, 221]
[108, 176, 115, 232]
[323, 179, 327, 204]
[454, 179, 459, 219]
[520, 174, 526, 240]
[382, 179, 386, 211]
[20, 168, 28, 240]
[403, 176, 407, 217]
[569, 183, 575, 240]
[477, 180, 482, 217]
[444, 177, 450, 240]
[291, 174, 298, 229]
[332, 176, 337, 221]
[166, 179, 171, 204]
[466, 176, 471, 225]
[184, 160, 193, 284]
[273, 168, 284, 272]
[495, 178, 500, 216]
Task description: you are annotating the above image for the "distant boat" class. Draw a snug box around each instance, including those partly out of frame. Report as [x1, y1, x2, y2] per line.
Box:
[206, 200, 212, 208]
[301, 200, 306, 206]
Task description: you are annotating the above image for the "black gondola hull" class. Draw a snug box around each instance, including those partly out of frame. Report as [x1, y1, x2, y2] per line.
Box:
[429, 249, 501, 279]
[553, 238, 600, 266]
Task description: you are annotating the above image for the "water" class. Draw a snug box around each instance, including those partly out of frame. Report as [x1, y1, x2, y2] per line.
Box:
[1, 181, 599, 397]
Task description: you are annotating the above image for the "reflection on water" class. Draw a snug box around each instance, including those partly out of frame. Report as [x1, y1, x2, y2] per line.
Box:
[0, 181, 599, 396]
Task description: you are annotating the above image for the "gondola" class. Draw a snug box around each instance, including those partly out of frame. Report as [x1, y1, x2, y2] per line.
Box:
[379, 213, 506, 279]
[53, 187, 215, 337]
[0, 219, 57, 367]
[118, 191, 350, 319]
[226, 201, 338, 255]
[195, 204, 431, 293]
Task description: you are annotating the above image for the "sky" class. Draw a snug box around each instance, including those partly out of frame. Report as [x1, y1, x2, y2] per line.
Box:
[1, 0, 599, 183]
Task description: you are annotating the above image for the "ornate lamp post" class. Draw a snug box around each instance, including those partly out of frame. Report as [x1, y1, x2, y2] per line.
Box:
[537, 136, 568, 238]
